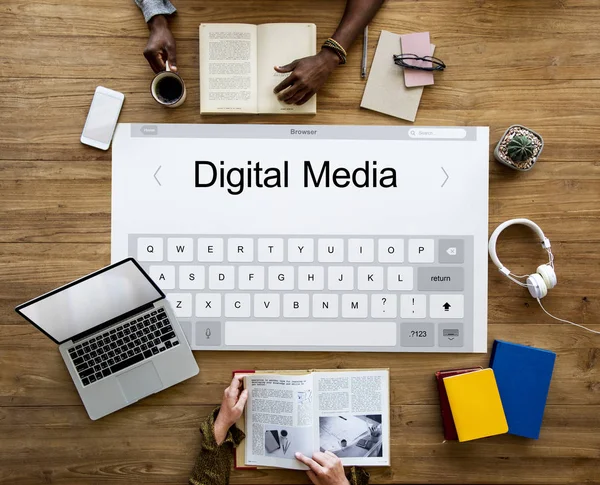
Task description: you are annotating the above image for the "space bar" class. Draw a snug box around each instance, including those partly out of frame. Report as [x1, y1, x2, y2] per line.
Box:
[225, 321, 397, 347]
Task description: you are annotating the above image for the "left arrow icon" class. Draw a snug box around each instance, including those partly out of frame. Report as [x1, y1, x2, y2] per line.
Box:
[154, 166, 162, 186]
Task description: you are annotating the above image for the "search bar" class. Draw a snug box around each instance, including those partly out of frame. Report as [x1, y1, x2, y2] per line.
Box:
[408, 128, 467, 139]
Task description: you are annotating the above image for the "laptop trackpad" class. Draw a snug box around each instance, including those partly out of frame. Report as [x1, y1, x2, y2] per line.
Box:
[117, 362, 163, 403]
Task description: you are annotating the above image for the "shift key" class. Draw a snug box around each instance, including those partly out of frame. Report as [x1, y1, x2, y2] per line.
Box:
[418, 267, 464, 291]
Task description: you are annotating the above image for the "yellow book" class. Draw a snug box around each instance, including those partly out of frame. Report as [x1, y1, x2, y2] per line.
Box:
[443, 368, 508, 442]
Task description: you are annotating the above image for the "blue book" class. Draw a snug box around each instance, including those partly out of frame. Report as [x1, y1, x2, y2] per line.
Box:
[489, 340, 556, 439]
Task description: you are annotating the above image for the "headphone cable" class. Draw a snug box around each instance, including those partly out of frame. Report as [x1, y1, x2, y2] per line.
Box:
[536, 299, 600, 335]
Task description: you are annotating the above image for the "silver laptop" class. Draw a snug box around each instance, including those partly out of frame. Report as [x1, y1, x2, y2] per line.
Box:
[15, 258, 199, 420]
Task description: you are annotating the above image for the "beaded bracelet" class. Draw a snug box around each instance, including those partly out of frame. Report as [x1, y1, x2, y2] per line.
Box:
[322, 38, 347, 65]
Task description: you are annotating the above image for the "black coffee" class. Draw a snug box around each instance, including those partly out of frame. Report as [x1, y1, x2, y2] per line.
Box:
[156, 76, 183, 103]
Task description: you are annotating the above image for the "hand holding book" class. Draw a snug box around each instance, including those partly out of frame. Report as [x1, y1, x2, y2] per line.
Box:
[214, 375, 248, 445]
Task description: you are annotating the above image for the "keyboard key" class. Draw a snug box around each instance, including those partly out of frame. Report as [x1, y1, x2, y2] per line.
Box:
[348, 239, 374, 263]
[371, 294, 397, 318]
[110, 353, 144, 374]
[102, 368, 111, 377]
[408, 239, 435, 263]
[89, 375, 97, 383]
[167, 237, 194, 262]
[438, 239, 465, 264]
[179, 265, 205, 290]
[149, 265, 175, 289]
[144, 349, 153, 358]
[312, 294, 339, 318]
[179, 321, 192, 343]
[283, 294, 309, 318]
[197, 238, 224, 262]
[208, 266, 235, 290]
[341, 294, 368, 318]
[227, 238, 253, 262]
[95, 372, 103, 380]
[400, 294, 427, 319]
[429, 295, 464, 319]
[138, 237, 164, 262]
[195, 293, 222, 317]
[253, 294, 280, 318]
[401, 323, 435, 347]
[79, 367, 94, 378]
[166, 293, 192, 318]
[298, 266, 324, 291]
[268, 266, 294, 290]
[328, 266, 354, 291]
[165, 340, 173, 349]
[417, 267, 464, 291]
[318, 238, 344, 263]
[225, 321, 397, 347]
[357, 267, 384, 291]
[224, 294, 251, 318]
[257, 238, 284, 262]
[387, 267, 414, 291]
[238, 266, 265, 290]
[152, 347, 159, 355]
[82, 377, 90, 386]
[73, 357, 84, 366]
[439, 323, 464, 347]
[68, 348, 77, 356]
[378, 239, 404, 263]
[161, 331, 176, 342]
[288, 238, 314, 263]
[173, 341, 179, 346]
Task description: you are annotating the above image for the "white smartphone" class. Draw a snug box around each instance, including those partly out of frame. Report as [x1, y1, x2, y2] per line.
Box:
[80, 86, 125, 150]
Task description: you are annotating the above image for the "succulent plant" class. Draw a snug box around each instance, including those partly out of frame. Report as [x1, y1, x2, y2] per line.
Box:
[506, 135, 534, 162]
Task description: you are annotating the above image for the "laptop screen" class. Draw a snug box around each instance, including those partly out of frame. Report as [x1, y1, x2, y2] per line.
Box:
[17, 259, 163, 343]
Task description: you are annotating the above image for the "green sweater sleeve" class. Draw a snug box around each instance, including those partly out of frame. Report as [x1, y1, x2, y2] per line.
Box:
[189, 406, 245, 485]
[188, 406, 369, 485]
[346, 466, 371, 485]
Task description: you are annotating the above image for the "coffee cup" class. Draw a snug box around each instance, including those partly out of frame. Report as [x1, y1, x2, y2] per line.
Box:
[151, 61, 186, 108]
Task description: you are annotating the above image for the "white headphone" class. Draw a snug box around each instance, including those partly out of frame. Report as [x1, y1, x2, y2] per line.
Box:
[488, 218, 556, 299]
[489, 218, 599, 335]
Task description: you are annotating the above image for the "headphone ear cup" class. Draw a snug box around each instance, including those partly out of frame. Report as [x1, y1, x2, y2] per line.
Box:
[527, 273, 548, 299]
[536, 264, 557, 290]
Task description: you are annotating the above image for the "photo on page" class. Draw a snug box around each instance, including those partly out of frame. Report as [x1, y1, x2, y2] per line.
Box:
[319, 414, 383, 458]
[264, 425, 313, 458]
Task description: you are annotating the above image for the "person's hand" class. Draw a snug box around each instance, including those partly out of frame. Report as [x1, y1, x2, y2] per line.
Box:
[295, 451, 350, 485]
[213, 376, 248, 445]
[144, 15, 177, 73]
[273, 49, 340, 105]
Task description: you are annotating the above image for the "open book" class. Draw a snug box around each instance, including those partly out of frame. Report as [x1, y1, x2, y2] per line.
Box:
[235, 369, 390, 470]
[200, 23, 317, 114]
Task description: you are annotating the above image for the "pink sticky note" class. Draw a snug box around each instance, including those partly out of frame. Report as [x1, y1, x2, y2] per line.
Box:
[400, 32, 434, 87]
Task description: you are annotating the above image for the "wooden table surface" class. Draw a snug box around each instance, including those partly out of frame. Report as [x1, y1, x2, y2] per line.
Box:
[1, 0, 600, 483]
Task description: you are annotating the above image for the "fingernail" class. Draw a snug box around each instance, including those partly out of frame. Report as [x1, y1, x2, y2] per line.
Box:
[295, 452, 300, 457]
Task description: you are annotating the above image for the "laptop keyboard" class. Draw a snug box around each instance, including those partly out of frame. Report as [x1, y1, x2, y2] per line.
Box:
[67, 307, 180, 386]
[131, 235, 473, 351]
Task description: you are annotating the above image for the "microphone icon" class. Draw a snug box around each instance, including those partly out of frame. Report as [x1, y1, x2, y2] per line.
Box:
[205, 328, 211, 339]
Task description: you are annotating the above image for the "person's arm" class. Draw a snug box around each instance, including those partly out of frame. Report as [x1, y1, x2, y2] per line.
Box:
[134, 0, 179, 72]
[273, 0, 384, 105]
[295, 452, 370, 485]
[189, 377, 248, 485]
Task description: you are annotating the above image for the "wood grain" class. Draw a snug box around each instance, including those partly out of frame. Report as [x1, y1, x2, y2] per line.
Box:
[1, 0, 600, 483]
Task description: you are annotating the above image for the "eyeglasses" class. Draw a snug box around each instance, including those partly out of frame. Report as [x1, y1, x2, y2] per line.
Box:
[393, 54, 446, 72]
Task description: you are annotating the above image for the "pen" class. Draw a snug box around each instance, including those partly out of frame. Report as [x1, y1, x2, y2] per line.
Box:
[361, 26, 368, 78]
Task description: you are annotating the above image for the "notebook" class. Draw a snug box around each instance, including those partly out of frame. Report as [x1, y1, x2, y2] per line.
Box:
[400, 32, 435, 87]
[490, 340, 556, 439]
[443, 368, 508, 442]
[435, 367, 482, 440]
[360, 30, 435, 122]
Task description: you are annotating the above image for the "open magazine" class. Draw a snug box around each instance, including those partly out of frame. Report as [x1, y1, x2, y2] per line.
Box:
[238, 369, 390, 470]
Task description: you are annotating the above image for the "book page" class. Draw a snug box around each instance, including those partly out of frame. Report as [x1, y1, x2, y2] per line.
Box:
[312, 370, 390, 466]
[245, 374, 315, 470]
[199, 24, 258, 114]
[256, 23, 316, 114]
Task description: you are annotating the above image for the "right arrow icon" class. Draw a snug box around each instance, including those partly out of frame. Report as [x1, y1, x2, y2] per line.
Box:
[441, 167, 449, 187]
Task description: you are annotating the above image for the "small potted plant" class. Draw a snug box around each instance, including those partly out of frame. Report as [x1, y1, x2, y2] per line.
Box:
[494, 125, 544, 171]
